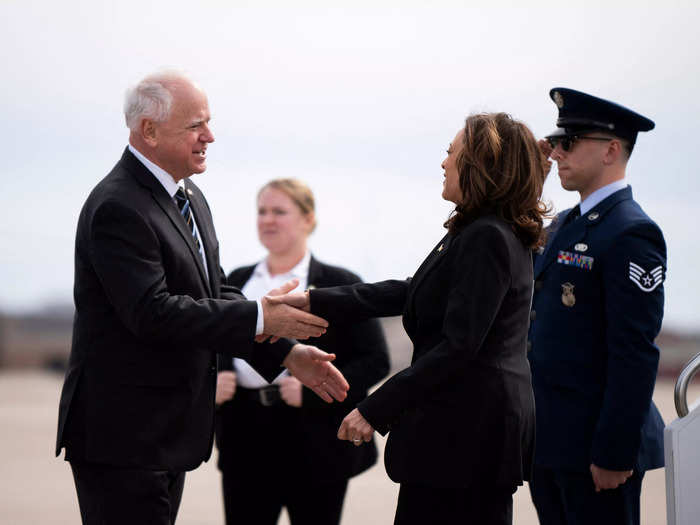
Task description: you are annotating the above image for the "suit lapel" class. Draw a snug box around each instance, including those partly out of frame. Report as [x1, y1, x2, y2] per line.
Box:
[307, 256, 324, 288]
[406, 233, 452, 312]
[123, 148, 212, 295]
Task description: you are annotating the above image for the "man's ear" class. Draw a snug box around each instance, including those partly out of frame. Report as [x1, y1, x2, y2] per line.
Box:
[141, 119, 158, 147]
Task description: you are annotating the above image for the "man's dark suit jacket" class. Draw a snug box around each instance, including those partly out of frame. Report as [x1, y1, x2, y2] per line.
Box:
[55, 148, 288, 472]
[216, 257, 390, 482]
[309, 215, 536, 490]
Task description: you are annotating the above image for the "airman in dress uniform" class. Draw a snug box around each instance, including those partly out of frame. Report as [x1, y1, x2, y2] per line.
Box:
[528, 87, 666, 525]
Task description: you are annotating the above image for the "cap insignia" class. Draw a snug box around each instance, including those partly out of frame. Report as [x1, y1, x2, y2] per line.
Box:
[553, 91, 564, 108]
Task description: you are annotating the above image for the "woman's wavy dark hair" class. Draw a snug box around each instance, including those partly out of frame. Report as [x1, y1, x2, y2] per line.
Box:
[444, 112, 551, 249]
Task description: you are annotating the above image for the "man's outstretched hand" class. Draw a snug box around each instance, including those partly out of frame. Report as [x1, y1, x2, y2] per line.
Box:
[257, 280, 326, 342]
[283, 344, 349, 403]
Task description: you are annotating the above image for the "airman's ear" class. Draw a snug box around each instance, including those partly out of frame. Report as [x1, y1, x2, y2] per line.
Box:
[602, 139, 623, 166]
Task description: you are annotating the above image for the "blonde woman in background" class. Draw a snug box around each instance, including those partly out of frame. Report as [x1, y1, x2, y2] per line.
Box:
[214, 179, 390, 525]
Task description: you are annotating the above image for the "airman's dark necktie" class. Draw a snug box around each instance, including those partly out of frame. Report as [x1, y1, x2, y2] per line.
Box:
[564, 204, 581, 226]
[174, 187, 202, 252]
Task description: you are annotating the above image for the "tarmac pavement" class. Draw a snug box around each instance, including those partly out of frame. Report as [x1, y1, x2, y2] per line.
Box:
[1, 371, 696, 524]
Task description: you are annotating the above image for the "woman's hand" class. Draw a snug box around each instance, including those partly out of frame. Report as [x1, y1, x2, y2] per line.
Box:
[268, 289, 311, 312]
[279, 376, 303, 407]
[338, 408, 374, 446]
[255, 279, 317, 343]
[216, 371, 236, 406]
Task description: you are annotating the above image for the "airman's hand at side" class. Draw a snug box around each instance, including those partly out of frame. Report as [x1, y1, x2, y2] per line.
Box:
[590, 464, 633, 492]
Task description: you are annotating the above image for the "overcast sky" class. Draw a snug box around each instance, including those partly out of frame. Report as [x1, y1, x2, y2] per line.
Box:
[2, 1, 699, 332]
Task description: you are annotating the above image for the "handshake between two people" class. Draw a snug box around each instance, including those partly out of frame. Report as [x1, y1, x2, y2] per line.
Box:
[253, 279, 376, 446]
[256, 278, 346, 404]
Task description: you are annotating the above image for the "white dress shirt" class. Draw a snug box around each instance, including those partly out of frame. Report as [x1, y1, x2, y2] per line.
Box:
[128, 144, 209, 280]
[579, 179, 628, 215]
[127, 144, 264, 335]
[234, 251, 311, 388]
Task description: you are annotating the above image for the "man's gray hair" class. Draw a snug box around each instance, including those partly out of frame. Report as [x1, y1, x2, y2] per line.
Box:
[123, 71, 191, 131]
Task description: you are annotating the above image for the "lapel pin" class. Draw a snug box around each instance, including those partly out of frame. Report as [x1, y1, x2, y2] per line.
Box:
[574, 243, 588, 252]
[437, 244, 444, 252]
[587, 212, 599, 221]
[561, 282, 576, 307]
[187, 188, 193, 196]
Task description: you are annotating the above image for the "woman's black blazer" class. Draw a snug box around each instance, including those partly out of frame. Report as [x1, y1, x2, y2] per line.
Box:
[309, 216, 536, 489]
[215, 256, 390, 482]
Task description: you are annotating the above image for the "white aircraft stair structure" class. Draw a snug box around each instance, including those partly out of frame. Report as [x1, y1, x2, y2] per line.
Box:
[666, 351, 700, 525]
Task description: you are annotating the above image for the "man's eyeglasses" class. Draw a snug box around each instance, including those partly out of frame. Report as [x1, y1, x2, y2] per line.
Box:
[546, 135, 614, 152]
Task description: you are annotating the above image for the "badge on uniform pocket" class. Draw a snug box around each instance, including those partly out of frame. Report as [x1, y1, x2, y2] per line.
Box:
[557, 250, 594, 270]
[561, 282, 576, 307]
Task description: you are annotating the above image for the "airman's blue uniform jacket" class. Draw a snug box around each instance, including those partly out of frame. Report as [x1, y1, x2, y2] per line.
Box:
[528, 185, 666, 473]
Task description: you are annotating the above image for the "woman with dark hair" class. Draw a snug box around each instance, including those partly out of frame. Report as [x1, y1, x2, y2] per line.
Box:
[214, 178, 390, 525]
[276, 112, 550, 524]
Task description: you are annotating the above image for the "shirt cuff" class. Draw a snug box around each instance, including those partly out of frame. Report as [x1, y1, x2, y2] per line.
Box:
[255, 299, 265, 335]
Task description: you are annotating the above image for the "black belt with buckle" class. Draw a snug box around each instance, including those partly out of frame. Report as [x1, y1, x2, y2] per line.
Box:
[237, 385, 281, 407]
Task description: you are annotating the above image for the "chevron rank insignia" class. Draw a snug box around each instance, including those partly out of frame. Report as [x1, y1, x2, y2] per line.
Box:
[629, 262, 664, 292]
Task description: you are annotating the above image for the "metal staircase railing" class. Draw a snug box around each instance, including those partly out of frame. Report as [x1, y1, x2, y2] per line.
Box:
[674, 351, 700, 417]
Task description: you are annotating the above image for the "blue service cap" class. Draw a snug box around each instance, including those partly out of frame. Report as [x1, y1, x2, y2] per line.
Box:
[547, 87, 655, 146]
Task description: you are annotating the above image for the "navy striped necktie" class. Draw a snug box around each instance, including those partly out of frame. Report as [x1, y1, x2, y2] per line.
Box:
[174, 187, 201, 252]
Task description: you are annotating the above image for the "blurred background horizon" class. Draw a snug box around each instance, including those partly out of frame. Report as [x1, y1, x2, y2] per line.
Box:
[2, 1, 700, 362]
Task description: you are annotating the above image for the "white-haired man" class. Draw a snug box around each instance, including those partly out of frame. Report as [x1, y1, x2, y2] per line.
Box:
[55, 71, 348, 525]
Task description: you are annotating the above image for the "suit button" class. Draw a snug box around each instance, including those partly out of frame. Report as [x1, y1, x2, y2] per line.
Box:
[535, 281, 543, 291]
[530, 310, 536, 321]
[527, 341, 532, 352]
